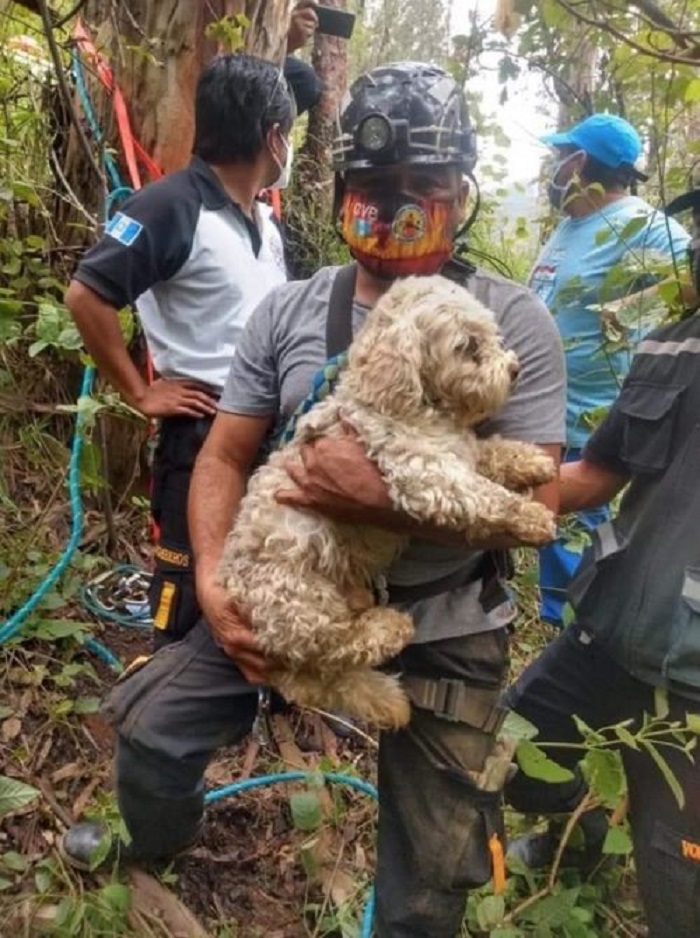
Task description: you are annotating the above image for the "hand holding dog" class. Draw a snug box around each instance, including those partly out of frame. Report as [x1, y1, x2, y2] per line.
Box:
[276, 434, 398, 523]
[197, 577, 270, 684]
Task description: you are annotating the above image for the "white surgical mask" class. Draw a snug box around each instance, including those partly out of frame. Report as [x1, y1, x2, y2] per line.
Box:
[271, 134, 294, 190]
[547, 149, 585, 211]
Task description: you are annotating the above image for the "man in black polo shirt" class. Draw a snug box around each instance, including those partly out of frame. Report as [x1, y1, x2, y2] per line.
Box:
[66, 54, 294, 648]
[505, 183, 700, 938]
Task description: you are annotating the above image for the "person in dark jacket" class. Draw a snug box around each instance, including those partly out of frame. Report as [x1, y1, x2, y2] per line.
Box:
[505, 178, 700, 938]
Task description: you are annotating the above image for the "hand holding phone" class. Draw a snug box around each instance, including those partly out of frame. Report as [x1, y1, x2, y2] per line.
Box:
[313, 4, 356, 39]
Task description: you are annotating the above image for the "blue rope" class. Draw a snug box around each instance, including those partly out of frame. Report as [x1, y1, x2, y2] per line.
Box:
[278, 351, 348, 446]
[0, 366, 95, 644]
[205, 771, 376, 937]
[70, 51, 122, 192]
[84, 637, 123, 673]
[79, 563, 153, 630]
[105, 186, 136, 217]
[1, 50, 132, 653]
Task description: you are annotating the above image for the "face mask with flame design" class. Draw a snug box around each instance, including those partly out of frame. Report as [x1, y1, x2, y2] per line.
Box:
[340, 189, 454, 279]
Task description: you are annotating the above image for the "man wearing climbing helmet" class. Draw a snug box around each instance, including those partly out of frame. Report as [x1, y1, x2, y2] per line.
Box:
[62, 63, 565, 937]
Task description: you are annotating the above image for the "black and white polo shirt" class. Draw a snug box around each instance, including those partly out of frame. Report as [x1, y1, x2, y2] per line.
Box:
[74, 156, 288, 391]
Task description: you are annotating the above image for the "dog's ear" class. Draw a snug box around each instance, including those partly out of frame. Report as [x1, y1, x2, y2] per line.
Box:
[346, 311, 424, 417]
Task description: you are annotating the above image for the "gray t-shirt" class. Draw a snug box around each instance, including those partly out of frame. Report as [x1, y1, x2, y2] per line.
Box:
[220, 265, 566, 643]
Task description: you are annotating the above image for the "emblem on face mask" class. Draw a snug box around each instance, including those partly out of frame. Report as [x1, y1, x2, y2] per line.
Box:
[351, 200, 379, 238]
[392, 204, 427, 242]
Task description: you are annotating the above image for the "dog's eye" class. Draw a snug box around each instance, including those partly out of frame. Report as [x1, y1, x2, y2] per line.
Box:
[455, 337, 480, 358]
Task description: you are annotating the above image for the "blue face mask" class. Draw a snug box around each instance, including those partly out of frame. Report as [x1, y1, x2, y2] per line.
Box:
[547, 150, 585, 211]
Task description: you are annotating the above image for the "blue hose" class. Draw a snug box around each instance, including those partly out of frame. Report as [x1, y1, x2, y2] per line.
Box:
[205, 771, 377, 937]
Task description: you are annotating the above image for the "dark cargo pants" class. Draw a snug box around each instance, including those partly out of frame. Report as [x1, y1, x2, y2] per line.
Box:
[148, 416, 213, 649]
[102, 619, 510, 937]
[505, 623, 700, 938]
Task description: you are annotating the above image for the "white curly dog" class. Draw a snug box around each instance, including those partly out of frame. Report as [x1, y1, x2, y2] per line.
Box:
[218, 274, 556, 729]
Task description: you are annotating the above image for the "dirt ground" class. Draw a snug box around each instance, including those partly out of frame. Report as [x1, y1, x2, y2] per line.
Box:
[0, 622, 378, 937]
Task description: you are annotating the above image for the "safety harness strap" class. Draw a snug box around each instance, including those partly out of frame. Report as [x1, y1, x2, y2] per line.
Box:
[402, 675, 507, 734]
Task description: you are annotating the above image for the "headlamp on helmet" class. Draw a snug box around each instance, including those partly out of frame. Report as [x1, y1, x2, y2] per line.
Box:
[356, 113, 404, 160]
[332, 62, 477, 174]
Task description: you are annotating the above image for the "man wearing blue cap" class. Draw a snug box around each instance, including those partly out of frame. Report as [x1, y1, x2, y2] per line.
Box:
[529, 113, 689, 628]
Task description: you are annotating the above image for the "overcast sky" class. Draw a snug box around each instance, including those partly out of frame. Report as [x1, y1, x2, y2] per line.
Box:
[450, 0, 554, 186]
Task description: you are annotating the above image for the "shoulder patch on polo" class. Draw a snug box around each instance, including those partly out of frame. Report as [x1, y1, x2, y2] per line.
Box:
[105, 212, 144, 247]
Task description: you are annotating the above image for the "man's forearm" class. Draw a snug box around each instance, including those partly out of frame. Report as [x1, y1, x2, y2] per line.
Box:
[559, 459, 627, 514]
[65, 281, 148, 406]
[189, 452, 246, 583]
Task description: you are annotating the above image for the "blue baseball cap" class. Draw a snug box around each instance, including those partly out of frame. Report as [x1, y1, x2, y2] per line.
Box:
[541, 114, 648, 181]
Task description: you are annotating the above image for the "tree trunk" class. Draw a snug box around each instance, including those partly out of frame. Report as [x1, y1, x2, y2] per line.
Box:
[286, 0, 349, 277]
[304, 0, 349, 173]
[79, 0, 293, 176]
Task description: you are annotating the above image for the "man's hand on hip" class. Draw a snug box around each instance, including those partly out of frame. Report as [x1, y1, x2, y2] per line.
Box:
[197, 577, 270, 685]
[131, 378, 219, 419]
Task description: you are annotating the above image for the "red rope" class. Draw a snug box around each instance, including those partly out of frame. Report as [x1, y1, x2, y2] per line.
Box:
[72, 19, 164, 189]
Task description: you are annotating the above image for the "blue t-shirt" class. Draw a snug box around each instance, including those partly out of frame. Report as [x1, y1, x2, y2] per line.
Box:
[529, 196, 689, 447]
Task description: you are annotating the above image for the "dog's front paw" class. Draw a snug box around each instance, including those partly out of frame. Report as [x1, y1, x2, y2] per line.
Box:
[504, 443, 557, 492]
[509, 501, 557, 546]
[514, 446, 557, 488]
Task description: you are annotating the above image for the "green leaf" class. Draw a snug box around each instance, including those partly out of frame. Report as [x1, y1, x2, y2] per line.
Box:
[0, 851, 29, 872]
[571, 715, 606, 745]
[686, 712, 700, 734]
[35, 867, 53, 893]
[502, 710, 539, 743]
[290, 791, 323, 832]
[0, 876, 14, 891]
[642, 741, 684, 809]
[516, 740, 575, 783]
[582, 748, 626, 807]
[603, 825, 633, 855]
[685, 78, 700, 102]
[98, 882, 131, 913]
[561, 921, 590, 938]
[0, 776, 40, 817]
[521, 888, 580, 926]
[74, 697, 101, 715]
[594, 227, 614, 246]
[657, 280, 682, 307]
[29, 619, 88, 641]
[476, 894, 505, 930]
[0, 706, 14, 720]
[614, 724, 639, 751]
[618, 215, 648, 243]
[655, 686, 670, 720]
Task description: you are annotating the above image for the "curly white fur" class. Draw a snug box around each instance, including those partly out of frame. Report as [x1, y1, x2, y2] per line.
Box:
[218, 275, 556, 729]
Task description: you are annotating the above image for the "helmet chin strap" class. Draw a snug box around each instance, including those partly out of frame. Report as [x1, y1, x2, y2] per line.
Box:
[454, 171, 480, 241]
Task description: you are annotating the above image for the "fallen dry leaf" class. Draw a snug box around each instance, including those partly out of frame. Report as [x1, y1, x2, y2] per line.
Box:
[2, 716, 23, 741]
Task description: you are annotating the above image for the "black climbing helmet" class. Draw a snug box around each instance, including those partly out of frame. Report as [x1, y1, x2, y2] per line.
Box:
[332, 62, 477, 173]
